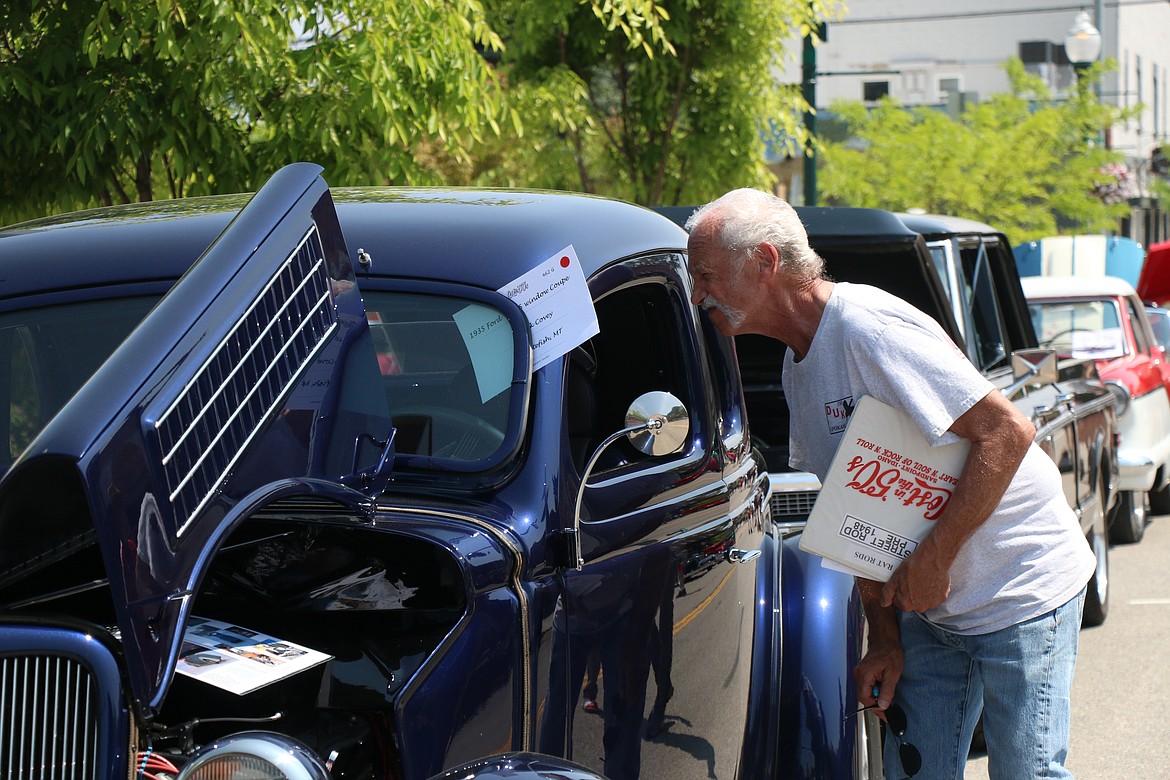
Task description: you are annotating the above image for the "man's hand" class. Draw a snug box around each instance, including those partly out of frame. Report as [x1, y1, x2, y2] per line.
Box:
[881, 535, 953, 612]
[854, 633, 904, 711]
[855, 578, 904, 711]
[878, 389, 1034, 614]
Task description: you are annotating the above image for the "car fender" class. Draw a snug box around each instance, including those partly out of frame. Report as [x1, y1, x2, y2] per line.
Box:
[777, 536, 866, 780]
[739, 525, 783, 777]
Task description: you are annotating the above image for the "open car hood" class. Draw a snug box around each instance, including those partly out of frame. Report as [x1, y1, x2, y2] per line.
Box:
[0, 163, 392, 710]
[1137, 240, 1170, 306]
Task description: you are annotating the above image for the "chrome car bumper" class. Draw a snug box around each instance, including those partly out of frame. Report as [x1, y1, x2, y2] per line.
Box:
[1117, 452, 1157, 491]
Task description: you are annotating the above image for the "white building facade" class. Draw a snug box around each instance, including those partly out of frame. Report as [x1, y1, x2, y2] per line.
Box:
[778, 0, 1169, 242]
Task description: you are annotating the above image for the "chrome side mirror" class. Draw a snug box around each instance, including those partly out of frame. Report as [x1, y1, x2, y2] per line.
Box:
[566, 391, 690, 570]
[1003, 348, 1059, 398]
[624, 390, 690, 456]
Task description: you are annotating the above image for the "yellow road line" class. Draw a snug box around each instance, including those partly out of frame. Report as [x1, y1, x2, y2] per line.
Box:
[673, 566, 735, 635]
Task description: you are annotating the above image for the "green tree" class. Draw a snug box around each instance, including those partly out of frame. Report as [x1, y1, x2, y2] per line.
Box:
[817, 58, 1135, 243]
[0, 0, 508, 224]
[2, 0, 840, 222]
[464, 0, 841, 205]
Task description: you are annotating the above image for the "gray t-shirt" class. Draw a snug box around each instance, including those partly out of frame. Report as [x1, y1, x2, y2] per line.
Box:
[784, 283, 1095, 634]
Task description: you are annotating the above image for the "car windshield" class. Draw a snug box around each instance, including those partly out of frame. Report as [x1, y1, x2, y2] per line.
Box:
[2, 297, 160, 474]
[3, 290, 521, 478]
[364, 291, 518, 463]
[1029, 298, 1127, 360]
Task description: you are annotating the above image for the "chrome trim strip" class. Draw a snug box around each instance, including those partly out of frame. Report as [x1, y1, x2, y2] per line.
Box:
[157, 226, 324, 430]
[166, 287, 333, 496]
[175, 320, 338, 534]
[160, 270, 331, 470]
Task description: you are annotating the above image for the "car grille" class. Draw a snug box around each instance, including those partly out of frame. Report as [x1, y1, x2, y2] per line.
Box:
[771, 489, 819, 519]
[1, 653, 101, 779]
[155, 224, 338, 532]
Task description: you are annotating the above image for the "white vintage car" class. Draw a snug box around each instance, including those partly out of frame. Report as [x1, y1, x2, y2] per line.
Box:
[1022, 273, 1170, 544]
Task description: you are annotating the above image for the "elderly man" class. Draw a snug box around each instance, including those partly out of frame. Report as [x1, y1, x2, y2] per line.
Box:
[685, 188, 1094, 779]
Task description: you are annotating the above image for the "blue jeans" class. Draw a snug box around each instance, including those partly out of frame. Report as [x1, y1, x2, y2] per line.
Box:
[885, 589, 1085, 780]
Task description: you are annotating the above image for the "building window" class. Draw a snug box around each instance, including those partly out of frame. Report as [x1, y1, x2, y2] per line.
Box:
[863, 81, 889, 101]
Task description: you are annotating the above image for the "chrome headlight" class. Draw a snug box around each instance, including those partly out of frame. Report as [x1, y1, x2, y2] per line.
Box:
[1105, 380, 1132, 418]
[177, 732, 329, 780]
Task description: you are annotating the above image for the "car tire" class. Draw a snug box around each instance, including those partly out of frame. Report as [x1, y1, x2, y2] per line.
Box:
[1149, 480, 1170, 516]
[1082, 473, 1110, 627]
[1109, 490, 1147, 544]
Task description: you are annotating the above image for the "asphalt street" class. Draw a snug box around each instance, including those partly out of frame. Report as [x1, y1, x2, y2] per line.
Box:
[965, 511, 1170, 779]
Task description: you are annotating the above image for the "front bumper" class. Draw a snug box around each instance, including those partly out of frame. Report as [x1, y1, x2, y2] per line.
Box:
[1117, 451, 1157, 491]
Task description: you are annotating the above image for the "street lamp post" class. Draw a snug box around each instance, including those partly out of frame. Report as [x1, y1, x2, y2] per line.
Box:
[1064, 9, 1104, 153]
[1064, 9, 1102, 90]
[802, 23, 826, 207]
[799, 24, 896, 207]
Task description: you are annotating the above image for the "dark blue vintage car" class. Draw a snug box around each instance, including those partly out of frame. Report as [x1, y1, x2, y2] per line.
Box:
[0, 165, 871, 779]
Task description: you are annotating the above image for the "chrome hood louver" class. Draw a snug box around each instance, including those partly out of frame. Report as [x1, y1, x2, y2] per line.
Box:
[157, 223, 338, 534]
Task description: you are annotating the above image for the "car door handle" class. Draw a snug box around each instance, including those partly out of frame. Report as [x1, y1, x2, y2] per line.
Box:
[726, 548, 761, 564]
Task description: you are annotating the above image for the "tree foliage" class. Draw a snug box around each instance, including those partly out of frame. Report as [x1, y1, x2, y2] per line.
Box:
[466, 0, 840, 206]
[0, 0, 507, 224]
[1, 0, 840, 223]
[817, 58, 1135, 243]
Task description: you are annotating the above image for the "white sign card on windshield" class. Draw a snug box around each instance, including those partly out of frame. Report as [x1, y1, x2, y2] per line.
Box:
[498, 244, 600, 372]
[1070, 328, 1125, 360]
[452, 303, 515, 404]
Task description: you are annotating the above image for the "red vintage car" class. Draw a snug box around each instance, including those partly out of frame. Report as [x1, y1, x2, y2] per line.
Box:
[1022, 275, 1170, 543]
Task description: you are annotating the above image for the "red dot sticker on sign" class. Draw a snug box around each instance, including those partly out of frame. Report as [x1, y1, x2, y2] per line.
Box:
[495, 244, 600, 372]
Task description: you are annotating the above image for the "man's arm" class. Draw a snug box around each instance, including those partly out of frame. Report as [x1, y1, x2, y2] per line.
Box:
[881, 388, 1035, 613]
[855, 578, 903, 710]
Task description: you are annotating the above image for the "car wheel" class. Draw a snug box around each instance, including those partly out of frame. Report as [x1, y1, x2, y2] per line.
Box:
[1149, 480, 1170, 515]
[1081, 526, 1109, 627]
[1109, 490, 1147, 544]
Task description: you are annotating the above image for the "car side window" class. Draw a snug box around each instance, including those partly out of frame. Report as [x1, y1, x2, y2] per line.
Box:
[572, 254, 708, 514]
[3, 331, 38, 469]
[1147, 308, 1170, 352]
[960, 239, 1009, 371]
[0, 298, 158, 474]
[580, 280, 692, 474]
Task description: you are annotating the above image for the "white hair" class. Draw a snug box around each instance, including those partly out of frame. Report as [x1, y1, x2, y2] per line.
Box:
[685, 188, 824, 278]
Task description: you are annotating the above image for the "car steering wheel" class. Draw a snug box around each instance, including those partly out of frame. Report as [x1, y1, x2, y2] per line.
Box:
[1041, 327, 1093, 347]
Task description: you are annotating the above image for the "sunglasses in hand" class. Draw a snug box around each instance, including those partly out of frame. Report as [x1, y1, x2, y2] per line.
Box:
[843, 700, 923, 778]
